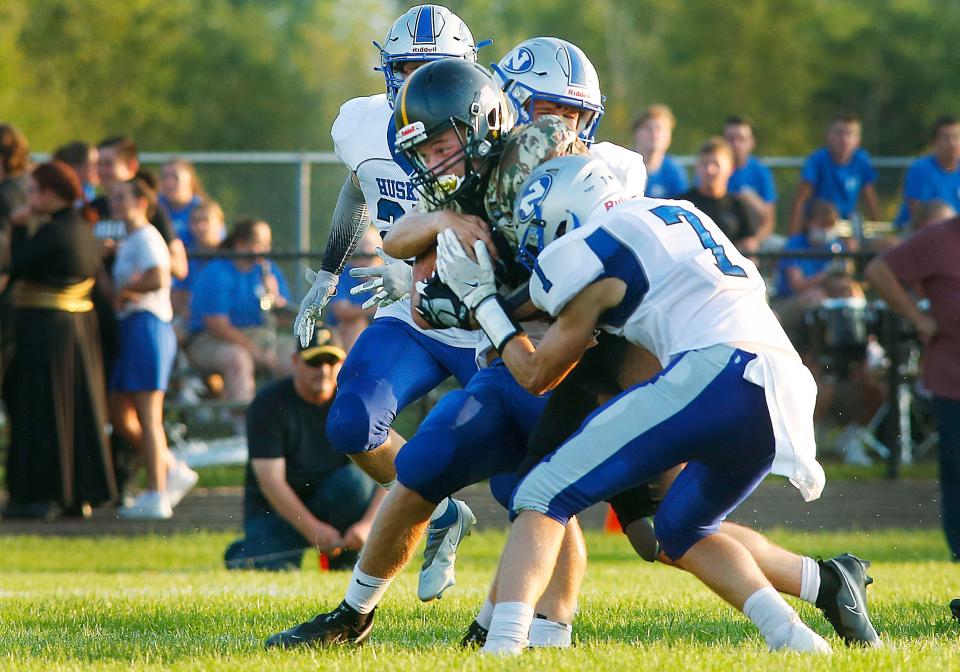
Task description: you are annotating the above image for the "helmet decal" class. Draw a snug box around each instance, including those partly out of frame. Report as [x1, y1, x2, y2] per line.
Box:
[509, 156, 626, 272]
[562, 43, 588, 88]
[516, 174, 553, 223]
[413, 6, 436, 45]
[503, 47, 535, 74]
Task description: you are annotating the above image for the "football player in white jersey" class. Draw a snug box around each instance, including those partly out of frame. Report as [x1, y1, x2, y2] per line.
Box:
[436, 155, 881, 654]
[290, 5, 486, 606]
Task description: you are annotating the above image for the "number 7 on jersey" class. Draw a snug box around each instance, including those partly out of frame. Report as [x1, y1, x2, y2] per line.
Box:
[649, 204, 748, 278]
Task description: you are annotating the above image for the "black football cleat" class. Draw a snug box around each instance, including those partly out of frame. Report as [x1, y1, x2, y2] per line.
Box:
[951, 598, 960, 623]
[815, 553, 882, 647]
[264, 601, 375, 649]
[460, 619, 488, 648]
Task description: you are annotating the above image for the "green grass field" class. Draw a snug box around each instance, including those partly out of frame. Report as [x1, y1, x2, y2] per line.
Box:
[2, 529, 958, 671]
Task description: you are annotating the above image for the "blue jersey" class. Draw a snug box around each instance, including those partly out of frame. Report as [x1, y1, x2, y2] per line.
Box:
[894, 154, 960, 228]
[189, 258, 291, 333]
[159, 195, 202, 249]
[644, 155, 689, 198]
[774, 233, 845, 298]
[800, 147, 877, 218]
[729, 156, 777, 203]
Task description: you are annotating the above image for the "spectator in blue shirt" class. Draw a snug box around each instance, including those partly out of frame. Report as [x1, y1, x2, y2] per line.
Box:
[774, 200, 849, 330]
[724, 116, 777, 242]
[789, 113, 880, 234]
[171, 200, 226, 342]
[894, 115, 960, 231]
[158, 158, 206, 249]
[632, 104, 688, 198]
[187, 218, 293, 402]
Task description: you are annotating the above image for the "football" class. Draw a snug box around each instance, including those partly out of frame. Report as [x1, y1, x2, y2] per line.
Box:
[411, 245, 438, 329]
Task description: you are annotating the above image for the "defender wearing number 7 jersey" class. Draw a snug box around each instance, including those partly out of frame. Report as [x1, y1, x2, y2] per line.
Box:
[436, 155, 879, 655]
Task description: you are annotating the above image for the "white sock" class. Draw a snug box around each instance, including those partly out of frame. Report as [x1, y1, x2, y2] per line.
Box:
[483, 602, 534, 654]
[528, 616, 572, 647]
[743, 586, 798, 649]
[344, 566, 392, 614]
[476, 599, 495, 629]
[799, 556, 821, 604]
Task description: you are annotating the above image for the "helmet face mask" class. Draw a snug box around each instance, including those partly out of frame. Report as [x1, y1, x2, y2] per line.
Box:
[493, 37, 605, 145]
[404, 122, 477, 207]
[374, 5, 482, 108]
[395, 60, 514, 208]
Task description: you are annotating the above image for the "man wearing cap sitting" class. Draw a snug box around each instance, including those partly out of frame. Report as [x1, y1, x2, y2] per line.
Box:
[225, 326, 384, 570]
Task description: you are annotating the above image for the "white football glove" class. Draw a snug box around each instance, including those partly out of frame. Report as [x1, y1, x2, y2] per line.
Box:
[435, 228, 497, 310]
[349, 247, 413, 310]
[294, 268, 338, 348]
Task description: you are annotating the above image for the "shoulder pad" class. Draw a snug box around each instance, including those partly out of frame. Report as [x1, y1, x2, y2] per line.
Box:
[529, 232, 603, 317]
[590, 142, 648, 198]
[331, 94, 391, 172]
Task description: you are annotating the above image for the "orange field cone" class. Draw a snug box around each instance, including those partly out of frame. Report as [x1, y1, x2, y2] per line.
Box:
[603, 504, 622, 534]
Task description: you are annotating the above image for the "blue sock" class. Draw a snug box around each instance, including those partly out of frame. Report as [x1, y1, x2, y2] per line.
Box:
[429, 498, 458, 528]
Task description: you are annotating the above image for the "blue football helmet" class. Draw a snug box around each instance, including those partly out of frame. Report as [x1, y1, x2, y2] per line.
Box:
[493, 37, 605, 145]
[510, 155, 624, 271]
[374, 5, 488, 108]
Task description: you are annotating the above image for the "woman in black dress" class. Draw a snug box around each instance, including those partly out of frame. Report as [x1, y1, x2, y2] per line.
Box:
[4, 161, 116, 518]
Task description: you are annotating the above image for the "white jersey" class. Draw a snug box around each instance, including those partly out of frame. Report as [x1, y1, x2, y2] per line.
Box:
[529, 197, 825, 501]
[529, 197, 796, 367]
[332, 93, 479, 349]
[590, 142, 647, 198]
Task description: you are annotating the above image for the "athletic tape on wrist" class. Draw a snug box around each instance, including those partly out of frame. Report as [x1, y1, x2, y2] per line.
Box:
[474, 295, 522, 352]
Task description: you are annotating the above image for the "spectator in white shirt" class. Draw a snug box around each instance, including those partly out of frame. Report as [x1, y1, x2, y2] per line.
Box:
[109, 177, 197, 520]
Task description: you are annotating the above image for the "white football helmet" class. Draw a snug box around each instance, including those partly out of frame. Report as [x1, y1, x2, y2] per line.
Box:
[493, 37, 605, 145]
[510, 155, 624, 271]
[374, 5, 486, 108]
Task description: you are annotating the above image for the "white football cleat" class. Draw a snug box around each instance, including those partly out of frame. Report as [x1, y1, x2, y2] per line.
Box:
[417, 499, 476, 601]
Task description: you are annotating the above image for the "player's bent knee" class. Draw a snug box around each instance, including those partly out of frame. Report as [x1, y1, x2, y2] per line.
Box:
[509, 484, 571, 525]
[394, 431, 461, 504]
[326, 390, 386, 455]
[653, 508, 714, 562]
